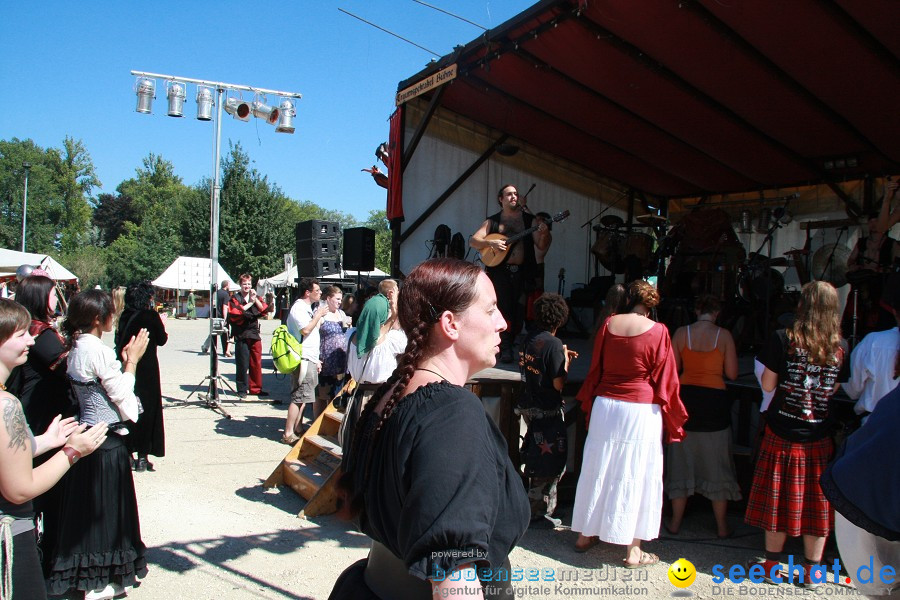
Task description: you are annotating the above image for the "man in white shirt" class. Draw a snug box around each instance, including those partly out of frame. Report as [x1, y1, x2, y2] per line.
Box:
[282, 278, 328, 444]
[842, 274, 900, 422]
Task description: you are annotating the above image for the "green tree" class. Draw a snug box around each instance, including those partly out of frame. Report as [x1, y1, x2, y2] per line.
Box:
[104, 154, 189, 286]
[218, 142, 309, 278]
[48, 136, 99, 253]
[0, 138, 64, 253]
[92, 192, 136, 246]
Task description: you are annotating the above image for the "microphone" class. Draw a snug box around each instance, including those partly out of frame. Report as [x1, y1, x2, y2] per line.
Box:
[519, 183, 536, 213]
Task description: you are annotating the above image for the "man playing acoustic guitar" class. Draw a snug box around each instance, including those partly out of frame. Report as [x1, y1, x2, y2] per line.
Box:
[470, 184, 550, 363]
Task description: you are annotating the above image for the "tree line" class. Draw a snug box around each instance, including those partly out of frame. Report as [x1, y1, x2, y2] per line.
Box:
[0, 137, 390, 288]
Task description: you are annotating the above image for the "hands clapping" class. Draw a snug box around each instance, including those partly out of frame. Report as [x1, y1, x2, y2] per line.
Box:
[121, 328, 150, 365]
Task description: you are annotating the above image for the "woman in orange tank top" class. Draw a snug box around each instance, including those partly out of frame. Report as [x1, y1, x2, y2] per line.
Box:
[665, 294, 740, 539]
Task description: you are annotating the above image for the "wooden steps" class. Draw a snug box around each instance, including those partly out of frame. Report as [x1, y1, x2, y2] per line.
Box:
[264, 402, 345, 518]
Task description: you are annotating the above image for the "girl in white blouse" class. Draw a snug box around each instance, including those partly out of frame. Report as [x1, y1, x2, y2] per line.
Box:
[44, 290, 150, 600]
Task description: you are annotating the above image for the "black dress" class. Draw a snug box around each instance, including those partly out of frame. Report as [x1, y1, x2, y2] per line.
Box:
[330, 381, 530, 599]
[116, 308, 168, 457]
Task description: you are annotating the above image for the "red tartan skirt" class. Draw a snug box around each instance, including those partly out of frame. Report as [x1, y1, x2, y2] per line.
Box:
[744, 426, 834, 537]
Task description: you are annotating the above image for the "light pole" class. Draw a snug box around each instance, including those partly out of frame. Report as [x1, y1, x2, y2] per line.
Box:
[131, 70, 301, 415]
[21, 162, 31, 252]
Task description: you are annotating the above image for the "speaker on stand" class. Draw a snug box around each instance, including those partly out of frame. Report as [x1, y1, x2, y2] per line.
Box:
[343, 227, 376, 289]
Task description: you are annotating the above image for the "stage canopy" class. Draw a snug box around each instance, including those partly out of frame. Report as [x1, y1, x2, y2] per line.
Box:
[151, 257, 235, 291]
[397, 0, 900, 201]
[0, 249, 79, 282]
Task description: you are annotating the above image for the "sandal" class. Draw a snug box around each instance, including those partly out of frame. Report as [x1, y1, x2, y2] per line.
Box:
[623, 551, 659, 569]
[280, 433, 300, 445]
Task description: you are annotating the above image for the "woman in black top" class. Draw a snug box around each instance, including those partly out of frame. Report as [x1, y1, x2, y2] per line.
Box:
[6, 275, 73, 435]
[331, 258, 530, 600]
[116, 281, 168, 472]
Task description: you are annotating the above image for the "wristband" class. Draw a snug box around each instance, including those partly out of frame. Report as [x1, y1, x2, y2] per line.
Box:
[62, 446, 81, 466]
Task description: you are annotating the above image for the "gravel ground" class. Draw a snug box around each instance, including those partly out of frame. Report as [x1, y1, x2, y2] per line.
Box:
[111, 318, 859, 600]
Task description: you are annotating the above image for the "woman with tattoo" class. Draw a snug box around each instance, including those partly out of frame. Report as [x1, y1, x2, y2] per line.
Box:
[0, 298, 108, 600]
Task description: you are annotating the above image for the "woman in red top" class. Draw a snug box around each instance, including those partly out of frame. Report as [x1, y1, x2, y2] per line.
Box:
[572, 281, 687, 567]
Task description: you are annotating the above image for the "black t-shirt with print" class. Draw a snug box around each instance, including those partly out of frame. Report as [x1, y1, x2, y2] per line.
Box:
[757, 329, 849, 442]
[518, 329, 566, 411]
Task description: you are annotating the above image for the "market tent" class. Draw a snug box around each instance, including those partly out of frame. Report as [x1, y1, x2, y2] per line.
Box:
[151, 257, 235, 291]
[258, 265, 389, 289]
[0, 248, 79, 282]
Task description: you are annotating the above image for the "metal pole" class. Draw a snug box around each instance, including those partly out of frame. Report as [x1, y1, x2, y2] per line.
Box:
[21, 162, 30, 252]
[208, 88, 225, 404]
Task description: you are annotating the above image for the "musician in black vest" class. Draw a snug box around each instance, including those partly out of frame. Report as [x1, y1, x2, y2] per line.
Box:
[470, 184, 550, 363]
[845, 212, 900, 339]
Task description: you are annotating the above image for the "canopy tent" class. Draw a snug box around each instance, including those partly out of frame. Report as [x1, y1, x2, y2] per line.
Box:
[395, 0, 900, 204]
[0, 248, 79, 282]
[151, 257, 235, 291]
[389, 0, 900, 286]
[258, 265, 389, 289]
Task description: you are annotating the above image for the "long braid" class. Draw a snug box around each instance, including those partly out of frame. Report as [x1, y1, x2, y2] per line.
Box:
[335, 257, 483, 521]
[338, 318, 429, 519]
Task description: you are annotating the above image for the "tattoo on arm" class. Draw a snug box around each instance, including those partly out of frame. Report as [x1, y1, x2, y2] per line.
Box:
[2, 396, 30, 453]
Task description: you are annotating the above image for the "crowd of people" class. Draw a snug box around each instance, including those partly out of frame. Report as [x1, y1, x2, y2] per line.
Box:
[0, 274, 162, 600]
[2, 178, 899, 599]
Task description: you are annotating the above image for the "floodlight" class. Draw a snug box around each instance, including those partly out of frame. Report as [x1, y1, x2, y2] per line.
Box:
[196, 86, 214, 121]
[224, 97, 251, 121]
[251, 100, 280, 125]
[166, 82, 186, 117]
[135, 78, 156, 114]
[275, 99, 295, 133]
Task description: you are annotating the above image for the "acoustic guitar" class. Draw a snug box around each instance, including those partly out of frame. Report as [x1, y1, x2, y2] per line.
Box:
[480, 210, 570, 267]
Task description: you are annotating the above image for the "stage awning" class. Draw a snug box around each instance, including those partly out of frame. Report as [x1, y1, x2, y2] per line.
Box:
[397, 0, 900, 200]
[151, 257, 235, 291]
[0, 249, 79, 282]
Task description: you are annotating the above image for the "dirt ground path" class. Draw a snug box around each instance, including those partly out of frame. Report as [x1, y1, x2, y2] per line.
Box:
[118, 318, 857, 599]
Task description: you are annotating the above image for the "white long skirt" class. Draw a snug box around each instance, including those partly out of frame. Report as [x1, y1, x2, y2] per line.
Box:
[571, 396, 663, 545]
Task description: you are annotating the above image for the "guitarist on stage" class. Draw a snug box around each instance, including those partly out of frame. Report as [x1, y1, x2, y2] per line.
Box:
[469, 184, 550, 363]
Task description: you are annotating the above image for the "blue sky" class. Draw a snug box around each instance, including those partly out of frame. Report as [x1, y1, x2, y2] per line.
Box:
[0, 1, 527, 221]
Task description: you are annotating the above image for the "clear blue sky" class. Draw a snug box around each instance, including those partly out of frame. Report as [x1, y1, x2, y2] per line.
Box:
[0, 1, 526, 221]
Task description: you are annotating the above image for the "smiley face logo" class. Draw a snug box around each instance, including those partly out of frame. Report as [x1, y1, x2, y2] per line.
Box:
[667, 558, 696, 588]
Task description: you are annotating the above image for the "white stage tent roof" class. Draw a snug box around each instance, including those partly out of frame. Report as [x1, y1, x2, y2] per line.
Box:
[151, 257, 235, 291]
[0, 249, 79, 282]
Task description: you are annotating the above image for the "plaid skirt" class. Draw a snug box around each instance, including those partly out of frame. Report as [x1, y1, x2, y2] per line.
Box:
[744, 426, 834, 537]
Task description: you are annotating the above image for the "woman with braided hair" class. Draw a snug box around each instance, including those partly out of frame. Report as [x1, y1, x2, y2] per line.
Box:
[330, 258, 530, 600]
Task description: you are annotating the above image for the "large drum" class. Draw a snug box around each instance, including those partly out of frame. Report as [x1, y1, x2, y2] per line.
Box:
[739, 267, 784, 303]
[592, 230, 654, 274]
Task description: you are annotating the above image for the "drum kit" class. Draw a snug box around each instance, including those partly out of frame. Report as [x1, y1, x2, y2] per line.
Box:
[590, 213, 667, 276]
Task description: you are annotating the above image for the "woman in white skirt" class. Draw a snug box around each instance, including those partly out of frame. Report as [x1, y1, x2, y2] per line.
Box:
[572, 281, 687, 568]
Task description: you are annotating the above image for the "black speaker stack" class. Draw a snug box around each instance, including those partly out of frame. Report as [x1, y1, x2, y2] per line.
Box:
[343, 227, 376, 272]
[295, 220, 341, 278]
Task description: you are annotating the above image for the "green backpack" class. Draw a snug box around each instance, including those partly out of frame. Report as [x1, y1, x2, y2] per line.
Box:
[270, 324, 303, 374]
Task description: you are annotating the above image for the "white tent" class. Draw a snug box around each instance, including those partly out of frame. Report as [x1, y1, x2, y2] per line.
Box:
[0, 248, 79, 282]
[151, 256, 235, 291]
[258, 265, 389, 289]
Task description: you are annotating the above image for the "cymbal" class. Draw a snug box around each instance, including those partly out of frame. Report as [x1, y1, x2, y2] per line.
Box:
[636, 214, 668, 225]
[784, 248, 810, 256]
[600, 214, 625, 228]
[811, 243, 851, 288]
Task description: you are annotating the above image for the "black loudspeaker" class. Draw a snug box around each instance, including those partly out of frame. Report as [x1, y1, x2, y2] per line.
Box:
[298, 258, 341, 277]
[343, 227, 376, 272]
[295, 220, 340, 241]
[296, 220, 341, 277]
[297, 239, 339, 259]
